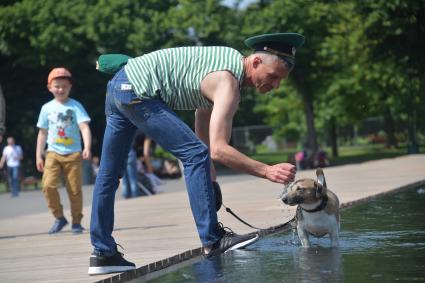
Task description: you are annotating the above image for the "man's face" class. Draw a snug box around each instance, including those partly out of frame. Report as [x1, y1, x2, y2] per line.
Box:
[48, 78, 72, 102]
[251, 58, 289, 93]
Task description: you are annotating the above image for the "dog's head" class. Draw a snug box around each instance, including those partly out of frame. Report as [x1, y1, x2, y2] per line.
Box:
[280, 168, 327, 206]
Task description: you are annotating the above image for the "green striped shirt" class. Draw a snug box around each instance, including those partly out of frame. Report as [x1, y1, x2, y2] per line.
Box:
[124, 46, 244, 110]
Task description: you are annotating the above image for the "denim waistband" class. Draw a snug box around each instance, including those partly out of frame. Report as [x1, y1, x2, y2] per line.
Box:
[108, 67, 139, 104]
[112, 67, 131, 84]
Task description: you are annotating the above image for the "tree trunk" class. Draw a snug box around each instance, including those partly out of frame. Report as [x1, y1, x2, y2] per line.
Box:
[297, 85, 318, 156]
[379, 86, 398, 149]
[383, 106, 398, 148]
[329, 116, 338, 157]
[406, 69, 419, 154]
[407, 92, 419, 154]
[292, 74, 318, 167]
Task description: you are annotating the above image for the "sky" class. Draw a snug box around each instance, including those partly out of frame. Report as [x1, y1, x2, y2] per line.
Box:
[221, 0, 257, 9]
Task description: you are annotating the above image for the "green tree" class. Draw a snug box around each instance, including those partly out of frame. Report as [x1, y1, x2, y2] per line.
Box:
[315, 1, 374, 156]
[242, 0, 342, 155]
[0, 0, 181, 173]
[0, 0, 251, 175]
[356, 0, 425, 153]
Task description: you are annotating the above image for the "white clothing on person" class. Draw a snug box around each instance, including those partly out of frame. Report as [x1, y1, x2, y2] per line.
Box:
[2, 145, 23, 167]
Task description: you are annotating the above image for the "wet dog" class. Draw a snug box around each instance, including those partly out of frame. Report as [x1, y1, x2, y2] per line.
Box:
[280, 168, 340, 247]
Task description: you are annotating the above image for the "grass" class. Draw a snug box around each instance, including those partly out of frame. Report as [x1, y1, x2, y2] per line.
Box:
[0, 180, 41, 194]
[249, 144, 423, 166]
[0, 182, 8, 193]
[329, 145, 412, 166]
[0, 144, 422, 193]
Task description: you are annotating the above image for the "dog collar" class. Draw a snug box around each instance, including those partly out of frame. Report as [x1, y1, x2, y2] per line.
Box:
[301, 195, 328, 213]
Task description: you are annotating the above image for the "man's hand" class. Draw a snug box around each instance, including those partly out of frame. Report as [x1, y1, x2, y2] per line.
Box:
[264, 163, 296, 184]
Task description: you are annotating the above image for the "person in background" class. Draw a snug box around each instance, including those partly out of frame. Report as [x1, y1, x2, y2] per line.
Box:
[36, 67, 92, 234]
[314, 150, 330, 168]
[294, 149, 307, 171]
[135, 130, 164, 192]
[120, 144, 141, 199]
[91, 156, 100, 178]
[0, 136, 23, 197]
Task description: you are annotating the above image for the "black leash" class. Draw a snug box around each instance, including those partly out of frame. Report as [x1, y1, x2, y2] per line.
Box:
[213, 181, 294, 231]
[222, 203, 263, 230]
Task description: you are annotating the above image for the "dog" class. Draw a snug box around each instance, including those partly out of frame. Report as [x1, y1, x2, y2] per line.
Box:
[280, 168, 340, 247]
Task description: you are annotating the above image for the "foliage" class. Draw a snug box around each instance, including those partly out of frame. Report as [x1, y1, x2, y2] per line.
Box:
[0, 0, 423, 176]
[356, 0, 425, 149]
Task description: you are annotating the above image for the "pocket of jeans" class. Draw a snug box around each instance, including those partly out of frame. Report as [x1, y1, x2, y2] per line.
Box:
[134, 100, 154, 121]
[116, 91, 136, 104]
[113, 83, 138, 105]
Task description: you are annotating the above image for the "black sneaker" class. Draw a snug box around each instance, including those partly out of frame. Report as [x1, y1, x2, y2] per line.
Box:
[88, 250, 136, 275]
[48, 217, 68, 234]
[205, 224, 259, 258]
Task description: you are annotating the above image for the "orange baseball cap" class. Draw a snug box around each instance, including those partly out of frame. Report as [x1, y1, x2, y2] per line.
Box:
[47, 67, 72, 84]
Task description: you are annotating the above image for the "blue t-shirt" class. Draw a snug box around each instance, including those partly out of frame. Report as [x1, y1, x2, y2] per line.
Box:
[37, 98, 91, 155]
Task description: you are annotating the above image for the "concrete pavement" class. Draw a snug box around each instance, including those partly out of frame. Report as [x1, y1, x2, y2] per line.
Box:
[0, 154, 424, 282]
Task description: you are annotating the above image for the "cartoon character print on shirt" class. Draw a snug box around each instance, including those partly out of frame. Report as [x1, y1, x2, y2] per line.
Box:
[47, 109, 75, 145]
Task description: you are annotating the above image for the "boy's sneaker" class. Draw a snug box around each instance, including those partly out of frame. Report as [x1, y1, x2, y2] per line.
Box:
[71, 223, 84, 234]
[88, 250, 136, 275]
[205, 223, 259, 258]
[48, 217, 68, 234]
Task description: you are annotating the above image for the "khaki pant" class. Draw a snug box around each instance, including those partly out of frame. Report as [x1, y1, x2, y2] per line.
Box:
[42, 152, 83, 224]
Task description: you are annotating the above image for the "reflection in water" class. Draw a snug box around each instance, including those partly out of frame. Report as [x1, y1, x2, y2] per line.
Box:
[291, 247, 343, 283]
[150, 187, 425, 282]
[191, 256, 223, 283]
[150, 243, 344, 282]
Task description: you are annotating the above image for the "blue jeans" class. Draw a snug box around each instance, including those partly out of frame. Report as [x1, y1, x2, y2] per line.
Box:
[7, 166, 20, 197]
[121, 149, 140, 198]
[90, 68, 221, 255]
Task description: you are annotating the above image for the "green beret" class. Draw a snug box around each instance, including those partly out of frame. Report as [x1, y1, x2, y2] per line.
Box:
[97, 54, 133, 74]
[245, 33, 305, 62]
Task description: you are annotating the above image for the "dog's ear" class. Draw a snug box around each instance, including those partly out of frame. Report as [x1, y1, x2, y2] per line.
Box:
[316, 168, 327, 196]
[316, 182, 324, 198]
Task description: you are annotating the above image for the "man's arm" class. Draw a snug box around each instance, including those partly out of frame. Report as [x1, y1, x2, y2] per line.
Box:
[79, 122, 92, 160]
[195, 108, 216, 181]
[201, 71, 295, 184]
[36, 129, 48, 172]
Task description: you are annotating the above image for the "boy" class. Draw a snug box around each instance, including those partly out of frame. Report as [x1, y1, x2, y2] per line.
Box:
[36, 67, 92, 234]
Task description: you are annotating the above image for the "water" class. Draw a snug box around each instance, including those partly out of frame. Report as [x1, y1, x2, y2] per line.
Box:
[149, 187, 425, 282]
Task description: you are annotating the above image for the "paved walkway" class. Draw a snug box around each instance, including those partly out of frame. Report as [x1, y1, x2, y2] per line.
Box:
[0, 154, 424, 283]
